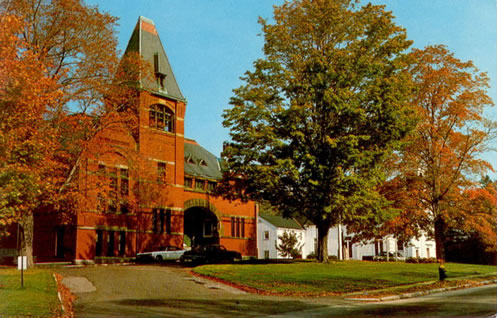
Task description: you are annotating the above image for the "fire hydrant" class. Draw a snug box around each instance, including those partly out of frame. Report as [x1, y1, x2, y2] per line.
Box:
[438, 259, 447, 281]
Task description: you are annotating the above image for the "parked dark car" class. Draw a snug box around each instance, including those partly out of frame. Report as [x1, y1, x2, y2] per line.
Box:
[180, 244, 241, 265]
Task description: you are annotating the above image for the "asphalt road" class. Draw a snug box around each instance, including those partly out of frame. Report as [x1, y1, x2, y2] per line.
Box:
[56, 264, 497, 318]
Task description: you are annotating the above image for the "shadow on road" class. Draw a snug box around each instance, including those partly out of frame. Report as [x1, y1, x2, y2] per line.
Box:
[83, 298, 327, 317]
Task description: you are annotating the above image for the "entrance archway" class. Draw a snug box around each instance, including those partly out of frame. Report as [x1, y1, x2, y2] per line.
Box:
[183, 207, 219, 247]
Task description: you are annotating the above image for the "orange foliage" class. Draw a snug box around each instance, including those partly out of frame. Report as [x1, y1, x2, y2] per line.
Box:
[380, 45, 496, 259]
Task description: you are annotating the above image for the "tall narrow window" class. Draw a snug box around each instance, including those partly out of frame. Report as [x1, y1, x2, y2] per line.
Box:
[165, 210, 171, 234]
[96, 230, 103, 257]
[152, 209, 158, 233]
[158, 162, 166, 183]
[231, 217, 244, 238]
[107, 231, 115, 257]
[154, 52, 166, 91]
[55, 227, 65, 258]
[236, 218, 240, 238]
[109, 168, 118, 191]
[149, 104, 174, 132]
[159, 209, 165, 234]
[119, 231, 126, 256]
[120, 168, 129, 196]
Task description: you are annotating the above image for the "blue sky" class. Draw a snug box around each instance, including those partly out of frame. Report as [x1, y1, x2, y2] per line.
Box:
[87, 0, 496, 177]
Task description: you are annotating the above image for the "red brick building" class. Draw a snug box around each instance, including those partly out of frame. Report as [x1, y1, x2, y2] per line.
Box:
[12, 16, 258, 264]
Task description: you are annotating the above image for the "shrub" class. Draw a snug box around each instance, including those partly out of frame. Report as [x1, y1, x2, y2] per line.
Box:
[306, 252, 317, 259]
[276, 231, 302, 258]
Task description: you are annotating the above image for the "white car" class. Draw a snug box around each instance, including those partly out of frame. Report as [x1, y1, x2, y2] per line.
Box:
[136, 246, 185, 262]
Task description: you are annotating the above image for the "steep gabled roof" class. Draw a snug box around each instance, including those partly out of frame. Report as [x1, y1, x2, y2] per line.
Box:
[184, 139, 222, 180]
[259, 213, 303, 230]
[124, 16, 185, 102]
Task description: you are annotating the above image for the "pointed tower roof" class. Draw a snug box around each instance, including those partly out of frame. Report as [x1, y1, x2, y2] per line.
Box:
[124, 16, 185, 102]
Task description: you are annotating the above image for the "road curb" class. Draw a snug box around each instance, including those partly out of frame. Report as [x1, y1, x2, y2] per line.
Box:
[345, 279, 497, 302]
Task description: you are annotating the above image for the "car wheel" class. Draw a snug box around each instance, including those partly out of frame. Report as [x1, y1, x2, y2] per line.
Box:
[156, 255, 163, 262]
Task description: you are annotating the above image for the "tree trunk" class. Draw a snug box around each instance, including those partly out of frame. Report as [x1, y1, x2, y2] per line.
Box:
[19, 214, 35, 268]
[317, 224, 330, 263]
[434, 217, 446, 261]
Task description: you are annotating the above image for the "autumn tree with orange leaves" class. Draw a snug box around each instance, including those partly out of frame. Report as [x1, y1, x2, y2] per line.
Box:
[0, 0, 147, 267]
[0, 14, 62, 261]
[379, 45, 496, 260]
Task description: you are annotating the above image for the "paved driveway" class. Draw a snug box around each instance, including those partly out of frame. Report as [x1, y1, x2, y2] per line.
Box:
[55, 264, 329, 317]
[56, 264, 497, 318]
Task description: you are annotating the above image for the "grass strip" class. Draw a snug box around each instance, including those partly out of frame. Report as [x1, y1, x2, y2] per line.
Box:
[0, 266, 61, 317]
[193, 261, 496, 296]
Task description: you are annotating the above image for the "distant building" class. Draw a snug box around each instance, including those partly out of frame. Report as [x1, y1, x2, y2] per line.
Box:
[258, 213, 307, 259]
[258, 215, 436, 260]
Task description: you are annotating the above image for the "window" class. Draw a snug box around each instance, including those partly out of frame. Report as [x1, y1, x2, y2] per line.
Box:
[107, 231, 115, 257]
[165, 210, 171, 234]
[264, 231, 269, 240]
[159, 209, 165, 233]
[416, 249, 420, 258]
[119, 231, 126, 256]
[426, 248, 430, 258]
[184, 178, 193, 189]
[153, 209, 158, 233]
[397, 240, 404, 251]
[119, 201, 129, 214]
[109, 168, 118, 191]
[97, 194, 106, 213]
[264, 250, 270, 259]
[207, 181, 216, 192]
[154, 52, 166, 91]
[195, 179, 205, 191]
[157, 162, 166, 183]
[149, 104, 174, 132]
[374, 239, 383, 256]
[96, 166, 130, 213]
[231, 217, 245, 238]
[98, 164, 106, 176]
[96, 230, 103, 257]
[120, 168, 129, 196]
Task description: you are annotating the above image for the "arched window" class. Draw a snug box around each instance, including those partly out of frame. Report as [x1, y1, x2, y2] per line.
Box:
[149, 104, 174, 132]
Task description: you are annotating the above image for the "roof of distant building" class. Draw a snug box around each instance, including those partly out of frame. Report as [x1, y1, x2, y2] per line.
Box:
[259, 213, 303, 230]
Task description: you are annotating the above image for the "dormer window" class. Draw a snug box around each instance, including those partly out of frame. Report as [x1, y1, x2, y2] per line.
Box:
[149, 104, 174, 132]
[186, 155, 195, 164]
[154, 52, 167, 92]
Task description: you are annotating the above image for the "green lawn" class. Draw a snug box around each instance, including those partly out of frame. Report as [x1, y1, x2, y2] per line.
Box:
[194, 261, 496, 295]
[0, 267, 61, 317]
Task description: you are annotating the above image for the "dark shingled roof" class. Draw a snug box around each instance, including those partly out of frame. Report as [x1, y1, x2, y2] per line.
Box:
[259, 213, 303, 230]
[184, 141, 222, 180]
[124, 16, 185, 101]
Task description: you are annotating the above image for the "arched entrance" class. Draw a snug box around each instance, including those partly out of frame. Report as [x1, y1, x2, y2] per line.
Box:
[183, 207, 220, 247]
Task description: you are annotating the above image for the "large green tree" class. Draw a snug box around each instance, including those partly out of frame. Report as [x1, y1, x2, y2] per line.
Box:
[220, 0, 415, 261]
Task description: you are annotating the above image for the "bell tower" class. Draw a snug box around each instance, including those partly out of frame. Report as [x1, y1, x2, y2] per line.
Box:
[123, 16, 187, 201]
